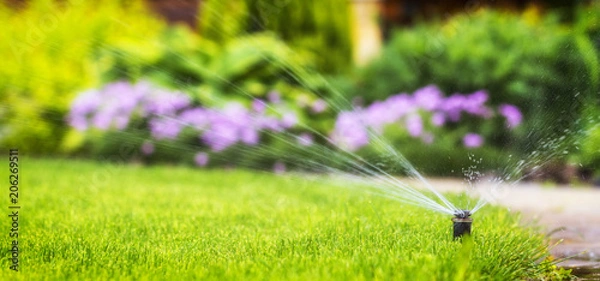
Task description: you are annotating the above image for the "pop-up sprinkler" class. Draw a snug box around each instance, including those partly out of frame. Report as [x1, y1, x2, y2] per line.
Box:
[452, 210, 472, 239]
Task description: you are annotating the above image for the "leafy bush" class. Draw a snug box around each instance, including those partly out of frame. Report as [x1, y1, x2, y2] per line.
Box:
[341, 9, 597, 153]
[199, 0, 353, 74]
[577, 105, 600, 175]
[99, 28, 334, 110]
[0, 0, 167, 154]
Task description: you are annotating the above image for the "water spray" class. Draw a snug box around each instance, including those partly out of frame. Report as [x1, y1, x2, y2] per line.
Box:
[452, 210, 472, 240]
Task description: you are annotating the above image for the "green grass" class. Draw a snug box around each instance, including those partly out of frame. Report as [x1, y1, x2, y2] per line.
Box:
[0, 158, 569, 280]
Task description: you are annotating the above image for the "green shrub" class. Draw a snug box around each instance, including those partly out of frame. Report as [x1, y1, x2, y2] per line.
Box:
[100, 28, 334, 107]
[199, 0, 353, 74]
[342, 9, 597, 151]
[0, 0, 167, 154]
[572, 3, 600, 175]
[577, 105, 600, 174]
[581, 127, 600, 174]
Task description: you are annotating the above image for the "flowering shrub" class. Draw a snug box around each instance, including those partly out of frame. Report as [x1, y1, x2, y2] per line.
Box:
[68, 80, 305, 166]
[339, 9, 595, 155]
[68, 82, 522, 173]
[331, 85, 522, 151]
[577, 105, 600, 175]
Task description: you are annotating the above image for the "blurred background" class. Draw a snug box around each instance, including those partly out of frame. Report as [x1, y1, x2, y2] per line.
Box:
[1, 0, 598, 182]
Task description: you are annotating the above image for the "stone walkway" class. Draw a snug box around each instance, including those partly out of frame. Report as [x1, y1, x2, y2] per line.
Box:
[489, 182, 600, 277]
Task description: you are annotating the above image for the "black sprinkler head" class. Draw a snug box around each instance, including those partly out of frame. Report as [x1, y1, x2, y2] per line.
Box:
[454, 209, 471, 219]
[452, 210, 473, 240]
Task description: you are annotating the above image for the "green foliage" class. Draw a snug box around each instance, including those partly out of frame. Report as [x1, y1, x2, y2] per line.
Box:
[342, 9, 596, 150]
[579, 105, 600, 173]
[575, 1, 600, 60]
[101, 28, 332, 108]
[569, 3, 600, 174]
[0, 158, 572, 280]
[199, 0, 353, 74]
[0, 0, 167, 154]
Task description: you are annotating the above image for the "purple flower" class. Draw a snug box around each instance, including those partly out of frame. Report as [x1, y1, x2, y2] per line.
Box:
[222, 102, 249, 122]
[132, 80, 153, 95]
[431, 112, 446, 127]
[149, 118, 183, 140]
[202, 120, 239, 151]
[463, 133, 484, 148]
[98, 81, 146, 126]
[141, 141, 154, 155]
[311, 99, 328, 113]
[68, 80, 196, 133]
[385, 93, 414, 121]
[92, 111, 113, 130]
[105, 81, 145, 114]
[113, 114, 130, 130]
[441, 94, 466, 122]
[413, 85, 443, 111]
[364, 101, 394, 131]
[70, 89, 102, 116]
[362, 94, 415, 133]
[273, 161, 286, 174]
[297, 133, 314, 146]
[462, 90, 491, 117]
[143, 89, 190, 116]
[405, 114, 423, 137]
[331, 111, 370, 151]
[199, 103, 254, 151]
[194, 152, 209, 167]
[68, 116, 89, 131]
[498, 104, 522, 128]
[68, 89, 103, 131]
[257, 116, 284, 132]
[179, 108, 208, 130]
[281, 112, 298, 128]
[240, 127, 259, 145]
[252, 99, 267, 113]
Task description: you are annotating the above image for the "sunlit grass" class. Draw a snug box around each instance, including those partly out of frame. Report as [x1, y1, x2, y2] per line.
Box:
[0, 158, 569, 280]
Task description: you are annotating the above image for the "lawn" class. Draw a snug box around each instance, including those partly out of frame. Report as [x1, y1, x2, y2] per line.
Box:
[0, 158, 569, 280]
